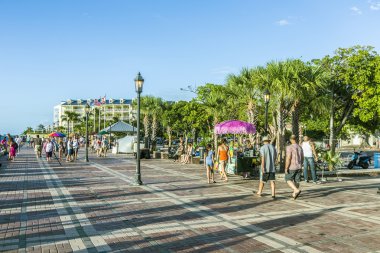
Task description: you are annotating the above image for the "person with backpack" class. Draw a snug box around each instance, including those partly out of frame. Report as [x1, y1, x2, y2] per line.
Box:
[285, 135, 303, 200]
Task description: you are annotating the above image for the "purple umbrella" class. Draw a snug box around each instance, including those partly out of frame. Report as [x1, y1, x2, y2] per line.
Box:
[214, 120, 256, 135]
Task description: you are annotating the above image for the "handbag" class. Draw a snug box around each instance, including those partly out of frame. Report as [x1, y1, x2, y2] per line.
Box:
[213, 161, 219, 171]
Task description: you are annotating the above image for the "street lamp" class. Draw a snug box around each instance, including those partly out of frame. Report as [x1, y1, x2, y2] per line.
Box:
[263, 89, 271, 135]
[85, 103, 91, 162]
[133, 72, 144, 185]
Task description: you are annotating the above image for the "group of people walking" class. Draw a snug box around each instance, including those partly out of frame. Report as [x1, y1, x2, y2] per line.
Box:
[204, 135, 319, 199]
[0, 134, 22, 161]
[91, 137, 109, 157]
[33, 135, 82, 162]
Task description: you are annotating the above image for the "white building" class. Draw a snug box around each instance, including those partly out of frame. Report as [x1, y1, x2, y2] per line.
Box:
[53, 99, 135, 129]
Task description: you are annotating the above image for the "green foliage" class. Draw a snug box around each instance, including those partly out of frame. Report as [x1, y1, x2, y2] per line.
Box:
[321, 150, 342, 171]
[22, 127, 34, 135]
[83, 45, 380, 147]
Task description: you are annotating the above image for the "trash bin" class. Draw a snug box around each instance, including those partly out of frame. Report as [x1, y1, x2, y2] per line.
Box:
[374, 153, 380, 168]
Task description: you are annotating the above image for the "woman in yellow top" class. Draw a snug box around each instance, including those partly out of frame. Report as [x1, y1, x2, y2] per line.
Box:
[218, 139, 229, 182]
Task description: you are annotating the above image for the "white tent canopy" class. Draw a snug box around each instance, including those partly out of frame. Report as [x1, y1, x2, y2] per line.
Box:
[101, 121, 136, 133]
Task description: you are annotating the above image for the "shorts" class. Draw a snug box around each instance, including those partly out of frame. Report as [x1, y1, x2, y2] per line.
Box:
[260, 171, 276, 182]
[35, 145, 41, 152]
[206, 160, 213, 167]
[285, 169, 302, 183]
[68, 149, 73, 155]
[46, 151, 53, 158]
[219, 160, 227, 165]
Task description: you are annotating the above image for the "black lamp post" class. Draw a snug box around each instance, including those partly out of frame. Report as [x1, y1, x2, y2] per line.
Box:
[85, 103, 91, 162]
[133, 72, 144, 185]
[263, 89, 271, 135]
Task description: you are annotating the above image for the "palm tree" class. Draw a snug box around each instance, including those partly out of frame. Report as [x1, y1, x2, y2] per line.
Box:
[259, 60, 323, 170]
[162, 102, 173, 147]
[62, 111, 81, 135]
[149, 97, 164, 151]
[138, 96, 157, 148]
[226, 67, 262, 145]
[259, 61, 297, 170]
[286, 59, 324, 142]
[22, 127, 34, 135]
[196, 83, 230, 149]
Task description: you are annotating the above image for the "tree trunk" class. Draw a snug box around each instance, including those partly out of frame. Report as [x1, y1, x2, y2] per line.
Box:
[143, 114, 150, 149]
[247, 100, 258, 146]
[329, 90, 336, 154]
[291, 100, 300, 142]
[277, 103, 286, 172]
[151, 114, 157, 151]
[213, 117, 219, 153]
[167, 126, 172, 147]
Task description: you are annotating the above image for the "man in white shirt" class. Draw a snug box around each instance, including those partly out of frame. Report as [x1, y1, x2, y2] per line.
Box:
[301, 136, 319, 184]
[15, 136, 22, 154]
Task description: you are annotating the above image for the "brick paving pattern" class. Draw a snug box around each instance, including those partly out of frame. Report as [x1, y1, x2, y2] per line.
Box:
[1, 147, 380, 252]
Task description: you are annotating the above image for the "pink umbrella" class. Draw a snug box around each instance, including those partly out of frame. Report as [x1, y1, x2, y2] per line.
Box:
[214, 120, 256, 135]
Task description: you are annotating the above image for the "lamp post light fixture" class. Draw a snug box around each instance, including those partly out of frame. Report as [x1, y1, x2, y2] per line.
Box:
[85, 103, 91, 162]
[133, 72, 144, 185]
[263, 89, 271, 135]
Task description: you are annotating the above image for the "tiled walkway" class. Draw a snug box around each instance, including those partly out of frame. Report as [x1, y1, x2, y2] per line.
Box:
[1, 147, 380, 252]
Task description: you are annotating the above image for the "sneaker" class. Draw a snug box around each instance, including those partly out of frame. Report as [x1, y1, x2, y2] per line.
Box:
[313, 181, 321, 184]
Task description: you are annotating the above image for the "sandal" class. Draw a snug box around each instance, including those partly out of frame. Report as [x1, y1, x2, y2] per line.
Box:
[293, 190, 301, 200]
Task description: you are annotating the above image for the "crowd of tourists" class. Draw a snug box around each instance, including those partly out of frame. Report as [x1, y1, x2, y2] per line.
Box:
[32, 134, 80, 162]
[29, 134, 110, 162]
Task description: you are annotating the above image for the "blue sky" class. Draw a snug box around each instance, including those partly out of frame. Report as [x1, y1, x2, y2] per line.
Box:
[1, 0, 380, 134]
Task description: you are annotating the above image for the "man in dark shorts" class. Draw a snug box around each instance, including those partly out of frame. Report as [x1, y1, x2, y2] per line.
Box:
[256, 136, 277, 198]
[285, 135, 303, 200]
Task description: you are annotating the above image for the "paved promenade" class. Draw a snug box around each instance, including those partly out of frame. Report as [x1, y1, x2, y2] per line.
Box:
[1, 147, 380, 253]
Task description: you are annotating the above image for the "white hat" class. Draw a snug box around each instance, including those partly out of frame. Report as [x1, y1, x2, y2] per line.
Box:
[262, 136, 271, 142]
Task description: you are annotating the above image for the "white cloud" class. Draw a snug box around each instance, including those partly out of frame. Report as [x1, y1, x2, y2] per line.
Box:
[350, 6, 363, 15]
[369, 0, 380, 10]
[211, 66, 237, 76]
[276, 19, 290, 26]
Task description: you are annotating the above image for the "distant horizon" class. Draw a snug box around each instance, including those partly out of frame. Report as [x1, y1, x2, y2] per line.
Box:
[1, 0, 380, 134]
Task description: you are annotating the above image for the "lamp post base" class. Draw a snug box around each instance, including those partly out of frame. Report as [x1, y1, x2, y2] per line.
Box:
[132, 174, 143, 185]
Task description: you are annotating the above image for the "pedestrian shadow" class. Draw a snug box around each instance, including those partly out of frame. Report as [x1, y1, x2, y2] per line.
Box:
[107, 208, 333, 252]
